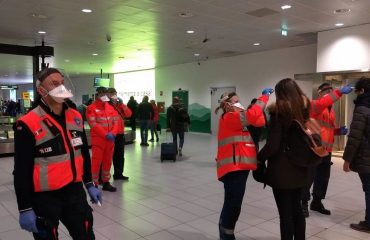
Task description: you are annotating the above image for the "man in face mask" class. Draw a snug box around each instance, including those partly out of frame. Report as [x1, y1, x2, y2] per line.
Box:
[13, 68, 101, 239]
[107, 88, 132, 181]
[86, 87, 120, 192]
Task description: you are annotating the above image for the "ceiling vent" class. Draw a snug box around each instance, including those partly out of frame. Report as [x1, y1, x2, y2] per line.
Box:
[246, 8, 279, 17]
[295, 32, 317, 40]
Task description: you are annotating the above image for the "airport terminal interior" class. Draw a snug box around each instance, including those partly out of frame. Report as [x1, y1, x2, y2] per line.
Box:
[0, 134, 367, 240]
[1, 0, 370, 239]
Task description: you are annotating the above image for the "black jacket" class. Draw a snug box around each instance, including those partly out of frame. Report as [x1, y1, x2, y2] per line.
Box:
[258, 107, 311, 189]
[127, 99, 138, 118]
[343, 93, 370, 173]
[137, 101, 154, 120]
[166, 104, 190, 132]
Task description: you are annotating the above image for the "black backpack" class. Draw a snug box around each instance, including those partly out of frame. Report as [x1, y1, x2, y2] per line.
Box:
[284, 119, 328, 167]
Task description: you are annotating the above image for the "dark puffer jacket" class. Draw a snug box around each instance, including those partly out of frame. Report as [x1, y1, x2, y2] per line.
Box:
[166, 103, 190, 132]
[257, 105, 311, 189]
[343, 93, 370, 173]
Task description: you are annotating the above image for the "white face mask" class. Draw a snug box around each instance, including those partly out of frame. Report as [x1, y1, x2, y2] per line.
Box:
[232, 102, 245, 110]
[47, 84, 73, 103]
[111, 95, 118, 100]
[100, 95, 110, 102]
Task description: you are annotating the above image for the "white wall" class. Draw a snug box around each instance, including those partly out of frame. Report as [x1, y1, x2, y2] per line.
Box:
[70, 74, 113, 105]
[317, 24, 370, 72]
[155, 44, 317, 108]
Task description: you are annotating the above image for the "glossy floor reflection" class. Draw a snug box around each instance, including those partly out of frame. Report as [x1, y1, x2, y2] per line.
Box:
[0, 132, 368, 239]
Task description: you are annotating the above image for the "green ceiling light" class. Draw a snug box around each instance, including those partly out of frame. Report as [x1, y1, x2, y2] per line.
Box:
[281, 24, 288, 36]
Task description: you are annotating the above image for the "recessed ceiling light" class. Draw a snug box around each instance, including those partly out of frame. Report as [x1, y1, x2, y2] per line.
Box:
[38, 31, 46, 34]
[65, 59, 70, 62]
[187, 30, 194, 34]
[253, 42, 260, 46]
[194, 53, 200, 57]
[31, 13, 48, 19]
[92, 53, 98, 56]
[281, 5, 292, 10]
[334, 8, 350, 14]
[3, 75, 9, 77]
[178, 12, 194, 18]
[335, 23, 344, 27]
[82, 9, 92, 13]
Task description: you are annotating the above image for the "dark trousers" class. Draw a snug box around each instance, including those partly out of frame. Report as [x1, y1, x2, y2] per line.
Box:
[273, 188, 306, 240]
[140, 120, 150, 144]
[31, 182, 94, 240]
[130, 117, 136, 131]
[302, 153, 332, 201]
[113, 133, 125, 176]
[172, 130, 185, 151]
[150, 120, 159, 140]
[219, 171, 249, 236]
[359, 173, 370, 225]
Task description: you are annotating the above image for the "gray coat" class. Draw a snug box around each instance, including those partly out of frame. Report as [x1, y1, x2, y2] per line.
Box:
[343, 93, 370, 173]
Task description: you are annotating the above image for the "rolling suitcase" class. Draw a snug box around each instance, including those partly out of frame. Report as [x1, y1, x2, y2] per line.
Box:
[161, 133, 176, 162]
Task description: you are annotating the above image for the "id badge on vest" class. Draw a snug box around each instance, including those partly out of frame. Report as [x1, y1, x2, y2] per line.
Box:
[70, 130, 83, 148]
[71, 136, 83, 147]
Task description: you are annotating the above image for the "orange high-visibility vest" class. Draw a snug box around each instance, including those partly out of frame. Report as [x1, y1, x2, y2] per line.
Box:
[86, 99, 119, 138]
[310, 89, 342, 152]
[110, 102, 132, 134]
[216, 96, 268, 179]
[18, 105, 85, 192]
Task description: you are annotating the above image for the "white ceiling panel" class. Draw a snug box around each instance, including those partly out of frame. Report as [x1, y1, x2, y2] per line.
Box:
[0, 0, 369, 83]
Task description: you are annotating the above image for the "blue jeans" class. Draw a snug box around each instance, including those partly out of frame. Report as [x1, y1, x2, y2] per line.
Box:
[140, 120, 150, 144]
[219, 171, 249, 239]
[359, 173, 370, 225]
[172, 130, 184, 151]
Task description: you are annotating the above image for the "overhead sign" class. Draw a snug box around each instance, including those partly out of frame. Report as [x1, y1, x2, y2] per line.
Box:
[22, 92, 30, 99]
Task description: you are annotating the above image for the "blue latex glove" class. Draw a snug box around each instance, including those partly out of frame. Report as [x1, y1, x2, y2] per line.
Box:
[105, 132, 115, 141]
[262, 88, 274, 96]
[340, 85, 352, 94]
[19, 209, 38, 233]
[339, 126, 348, 135]
[87, 184, 103, 205]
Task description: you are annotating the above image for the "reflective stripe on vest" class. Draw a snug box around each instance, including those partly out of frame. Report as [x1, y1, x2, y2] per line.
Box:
[35, 150, 82, 191]
[218, 135, 253, 147]
[328, 91, 339, 102]
[239, 111, 249, 132]
[315, 119, 334, 129]
[321, 140, 333, 149]
[255, 99, 266, 109]
[217, 156, 256, 168]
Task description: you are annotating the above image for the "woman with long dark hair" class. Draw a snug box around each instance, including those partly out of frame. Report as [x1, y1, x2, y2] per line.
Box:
[258, 78, 311, 240]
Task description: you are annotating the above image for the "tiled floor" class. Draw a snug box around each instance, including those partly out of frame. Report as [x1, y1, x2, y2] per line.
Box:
[0, 132, 369, 239]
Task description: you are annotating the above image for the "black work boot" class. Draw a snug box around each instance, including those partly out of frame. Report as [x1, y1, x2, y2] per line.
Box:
[310, 199, 331, 215]
[102, 182, 117, 192]
[350, 221, 370, 233]
[302, 201, 309, 218]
